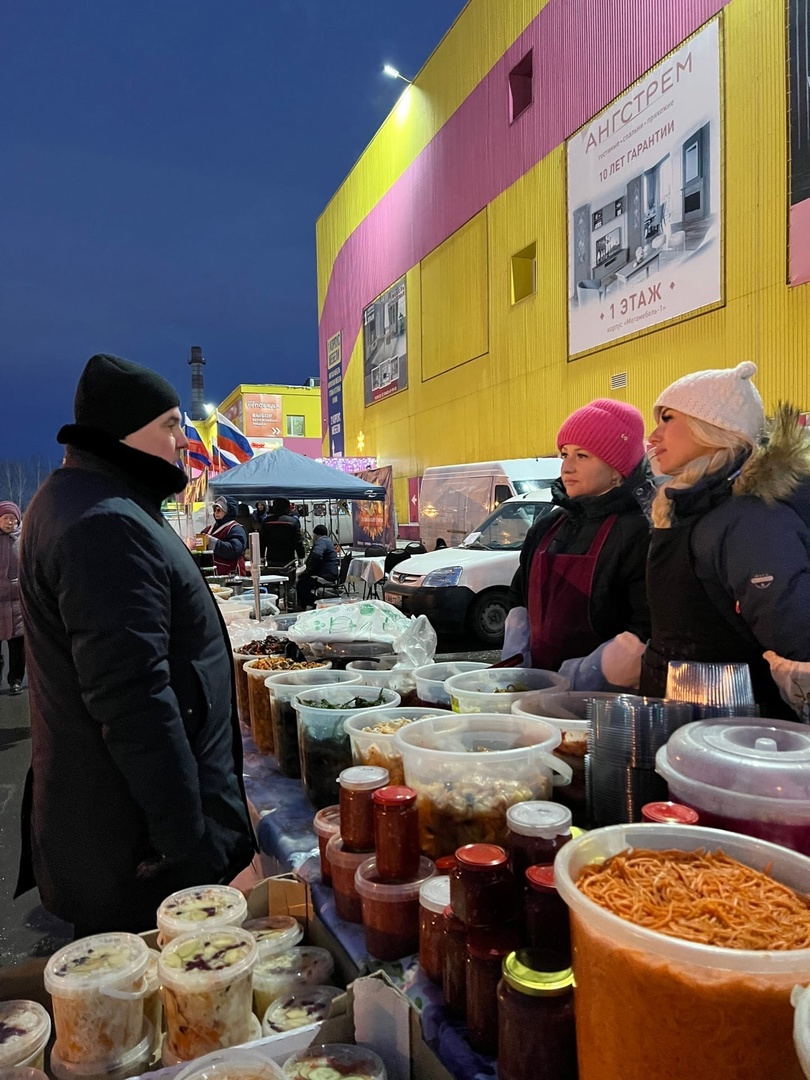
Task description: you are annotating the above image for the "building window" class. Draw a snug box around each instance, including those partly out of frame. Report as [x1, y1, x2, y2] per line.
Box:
[286, 415, 305, 437]
[511, 242, 537, 305]
[509, 51, 533, 123]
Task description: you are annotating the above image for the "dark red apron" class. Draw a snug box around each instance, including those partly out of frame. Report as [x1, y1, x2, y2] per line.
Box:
[528, 513, 617, 670]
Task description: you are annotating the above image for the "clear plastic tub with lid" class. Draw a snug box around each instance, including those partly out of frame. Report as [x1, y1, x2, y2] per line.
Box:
[345, 657, 419, 706]
[157, 885, 248, 944]
[282, 1043, 387, 1080]
[412, 661, 489, 709]
[444, 668, 568, 714]
[325, 834, 368, 923]
[242, 916, 304, 958]
[0, 1001, 52, 1071]
[345, 707, 446, 785]
[265, 669, 361, 780]
[251, 947, 335, 1019]
[354, 855, 436, 961]
[656, 717, 810, 853]
[261, 986, 343, 1036]
[174, 1047, 285, 1080]
[313, 805, 341, 885]
[49, 1020, 153, 1080]
[44, 934, 150, 1066]
[393, 713, 569, 858]
[0, 1069, 49, 1080]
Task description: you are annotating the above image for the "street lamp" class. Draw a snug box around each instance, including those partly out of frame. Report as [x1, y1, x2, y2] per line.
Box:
[204, 403, 216, 417]
[383, 64, 412, 84]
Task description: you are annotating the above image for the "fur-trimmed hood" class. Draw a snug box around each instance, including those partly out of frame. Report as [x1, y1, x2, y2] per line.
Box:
[733, 403, 810, 507]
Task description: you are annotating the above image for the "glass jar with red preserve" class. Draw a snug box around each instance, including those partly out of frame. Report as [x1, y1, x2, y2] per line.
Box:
[524, 865, 571, 965]
[450, 844, 519, 928]
[434, 854, 457, 876]
[465, 927, 521, 1056]
[313, 805, 341, 886]
[505, 801, 572, 883]
[338, 765, 389, 851]
[418, 874, 451, 984]
[442, 905, 467, 1016]
[641, 801, 699, 824]
[497, 951, 577, 1080]
[355, 855, 436, 961]
[325, 834, 367, 923]
[372, 786, 420, 881]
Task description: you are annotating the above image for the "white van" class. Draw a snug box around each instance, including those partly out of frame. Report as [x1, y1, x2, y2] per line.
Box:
[419, 458, 560, 550]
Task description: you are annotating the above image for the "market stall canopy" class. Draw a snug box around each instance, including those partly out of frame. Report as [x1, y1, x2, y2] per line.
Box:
[208, 448, 386, 501]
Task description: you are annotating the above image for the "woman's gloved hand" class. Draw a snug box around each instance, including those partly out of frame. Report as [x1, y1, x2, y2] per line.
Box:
[601, 632, 645, 690]
[763, 651, 810, 723]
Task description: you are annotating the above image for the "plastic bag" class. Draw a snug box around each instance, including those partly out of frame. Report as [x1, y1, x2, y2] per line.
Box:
[288, 600, 437, 666]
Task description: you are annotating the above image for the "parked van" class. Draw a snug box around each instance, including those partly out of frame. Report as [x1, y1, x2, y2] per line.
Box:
[418, 458, 560, 550]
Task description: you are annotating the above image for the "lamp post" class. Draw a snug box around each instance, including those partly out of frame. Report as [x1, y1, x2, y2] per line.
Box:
[383, 64, 412, 84]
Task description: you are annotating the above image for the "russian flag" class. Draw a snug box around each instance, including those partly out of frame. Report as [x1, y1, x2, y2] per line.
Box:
[183, 414, 212, 469]
[216, 412, 254, 468]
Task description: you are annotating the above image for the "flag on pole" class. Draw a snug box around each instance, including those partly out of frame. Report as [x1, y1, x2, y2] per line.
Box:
[216, 411, 254, 468]
[183, 414, 213, 469]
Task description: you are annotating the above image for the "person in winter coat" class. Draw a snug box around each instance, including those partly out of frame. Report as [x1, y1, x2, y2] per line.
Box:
[297, 524, 340, 609]
[260, 498, 305, 567]
[631, 361, 810, 719]
[252, 500, 269, 526]
[201, 496, 248, 575]
[0, 501, 25, 694]
[505, 399, 652, 690]
[17, 354, 255, 937]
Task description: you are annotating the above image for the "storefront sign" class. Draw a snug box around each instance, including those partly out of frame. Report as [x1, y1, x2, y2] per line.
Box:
[567, 19, 722, 356]
[326, 330, 344, 456]
[363, 277, 408, 406]
[242, 393, 282, 437]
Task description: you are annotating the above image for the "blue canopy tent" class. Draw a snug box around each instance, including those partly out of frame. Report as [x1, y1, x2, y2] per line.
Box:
[207, 447, 386, 501]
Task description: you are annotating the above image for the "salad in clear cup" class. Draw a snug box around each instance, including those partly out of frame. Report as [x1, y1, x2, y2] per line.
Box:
[157, 884, 248, 944]
[281, 1043, 387, 1080]
[252, 947, 334, 1019]
[243, 916, 304, 958]
[261, 986, 343, 1036]
[0, 1001, 52, 1071]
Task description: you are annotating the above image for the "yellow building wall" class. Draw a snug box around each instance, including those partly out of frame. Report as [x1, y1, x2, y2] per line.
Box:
[218, 384, 322, 440]
[318, 0, 810, 528]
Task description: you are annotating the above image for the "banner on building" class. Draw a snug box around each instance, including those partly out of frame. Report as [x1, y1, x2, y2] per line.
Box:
[789, 0, 810, 285]
[363, 277, 407, 406]
[326, 330, 344, 456]
[352, 466, 396, 550]
[567, 19, 722, 357]
[243, 394, 283, 437]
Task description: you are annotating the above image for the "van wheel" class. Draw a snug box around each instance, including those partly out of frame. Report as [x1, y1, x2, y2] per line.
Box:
[467, 589, 510, 647]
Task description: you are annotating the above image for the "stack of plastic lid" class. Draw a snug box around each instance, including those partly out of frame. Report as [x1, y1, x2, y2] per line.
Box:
[665, 660, 759, 717]
[587, 695, 693, 826]
[175, 1047, 285, 1080]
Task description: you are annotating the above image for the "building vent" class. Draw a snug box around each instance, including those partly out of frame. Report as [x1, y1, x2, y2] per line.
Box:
[306, 377, 321, 388]
[610, 372, 628, 390]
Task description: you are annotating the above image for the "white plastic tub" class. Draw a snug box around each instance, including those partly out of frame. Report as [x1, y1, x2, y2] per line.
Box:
[265, 669, 360, 779]
[344, 707, 448, 785]
[412, 661, 489, 709]
[345, 658, 418, 705]
[444, 668, 568, 714]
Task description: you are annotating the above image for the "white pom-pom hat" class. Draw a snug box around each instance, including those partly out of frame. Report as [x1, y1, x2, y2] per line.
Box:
[653, 361, 765, 444]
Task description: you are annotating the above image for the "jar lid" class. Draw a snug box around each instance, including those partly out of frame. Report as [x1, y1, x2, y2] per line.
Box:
[502, 951, 575, 996]
[466, 928, 520, 961]
[525, 864, 557, 892]
[641, 801, 699, 824]
[44, 934, 150, 997]
[434, 855, 457, 874]
[313, 804, 342, 838]
[506, 801, 572, 838]
[419, 875, 452, 914]
[455, 843, 507, 869]
[372, 785, 417, 807]
[338, 766, 390, 791]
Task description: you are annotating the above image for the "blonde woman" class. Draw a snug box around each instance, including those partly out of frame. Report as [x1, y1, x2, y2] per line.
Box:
[637, 361, 810, 717]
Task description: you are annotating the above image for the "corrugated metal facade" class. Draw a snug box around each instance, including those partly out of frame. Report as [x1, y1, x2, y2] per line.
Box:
[316, 0, 810, 523]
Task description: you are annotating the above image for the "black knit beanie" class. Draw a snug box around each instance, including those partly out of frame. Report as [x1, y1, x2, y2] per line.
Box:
[72, 354, 180, 439]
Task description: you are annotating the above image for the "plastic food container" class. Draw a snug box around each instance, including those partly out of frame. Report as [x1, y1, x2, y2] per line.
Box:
[346, 658, 419, 706]
[0, 1069, 49, 1080]
[0, 1001, 52, 1070]
[413, 661, 490, 709]
[282, 1043, 387, 1080]
[418, 875, 452, 984]
[656, 718, 810, 854]
[245, 659, 305, 753]
[313, 805, 341, 885]
[265, 669, 357, 779]
[252, 947, 335, 1019]
[293, 685, 401, 809]
[49, 1021, 153, 1080]
[175, 1048, 285, 1080]
[161, 1019, 261, 1070]
[338, 765, 390, 850]
[444, 668, 569, 714]
[555, 823, 810, 1080]
[232, 650, 257, 727]
[355, 855, 436, 961]
[243, 916, 304, 957]
[143, 950, 162, 1058]
[793, 985, 810, 1079]
[159, 927, 258, 1062]
[261, 986, 343, 1035]
[325, 835, 368, 923]
[393, 713, 569, 858]
[44, 934, 150, 1066]
[345, 708, 446, 785]
[157, 885, 248, 944]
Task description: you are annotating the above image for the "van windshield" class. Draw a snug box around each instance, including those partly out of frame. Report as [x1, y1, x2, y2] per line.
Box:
[513, 479, 557, 495]
[463, 500, 556, 551]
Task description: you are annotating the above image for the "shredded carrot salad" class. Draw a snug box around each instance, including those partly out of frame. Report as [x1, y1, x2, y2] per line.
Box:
[577, 848, 810, 950]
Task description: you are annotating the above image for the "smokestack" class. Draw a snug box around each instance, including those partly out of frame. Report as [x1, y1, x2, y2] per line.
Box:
[188, 345, 206, 421]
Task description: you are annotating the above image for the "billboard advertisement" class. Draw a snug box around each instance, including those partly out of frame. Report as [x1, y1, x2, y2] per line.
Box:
[567, 19, 722, 357]
[243, 393, 283, 438]
[363, 277, 407, 406]
[351, 466, 396, 550]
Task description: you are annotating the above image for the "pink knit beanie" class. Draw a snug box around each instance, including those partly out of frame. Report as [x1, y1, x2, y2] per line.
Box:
[0, 501, 21, 521]
[557, 399, 646, 478]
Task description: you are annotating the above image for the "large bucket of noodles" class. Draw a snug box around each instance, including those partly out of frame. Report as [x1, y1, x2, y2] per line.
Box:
[555, 824, 810, 1080]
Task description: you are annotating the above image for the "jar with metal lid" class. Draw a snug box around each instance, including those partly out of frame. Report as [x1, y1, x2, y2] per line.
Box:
[465, 927, 521, 1056]
[418, 875, 451, 984]
[506, 802, 573, 883]
[497, 951, 577, 1080]
[372, 785, 420, 881]
[441, 905, 467, 1016]
[339, 765, 390, 851]
[450, 844, 518, 928]
[524, 865, 571, 964]
[641, 801, 699, 824]
[434, 854, 457, 875]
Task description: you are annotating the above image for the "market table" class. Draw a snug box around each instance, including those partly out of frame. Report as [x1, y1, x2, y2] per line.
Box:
[346, 556, 386, 598]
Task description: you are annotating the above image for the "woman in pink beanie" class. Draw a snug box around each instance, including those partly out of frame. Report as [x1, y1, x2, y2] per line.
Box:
[505, 399, 652, 691]
[0, 500, 24, 694]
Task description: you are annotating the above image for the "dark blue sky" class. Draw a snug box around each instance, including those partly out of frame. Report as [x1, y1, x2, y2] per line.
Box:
[1, 0, 466, 459]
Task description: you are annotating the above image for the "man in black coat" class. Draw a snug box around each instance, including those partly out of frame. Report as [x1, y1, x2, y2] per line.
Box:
[296, 524, 340, 609]
[17, 354, 255, 937]
[259, 498, 305, 566]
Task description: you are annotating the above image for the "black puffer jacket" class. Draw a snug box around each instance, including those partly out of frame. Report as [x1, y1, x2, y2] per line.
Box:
[17, 427, 255, 933]
[508, 468, 652, 646]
